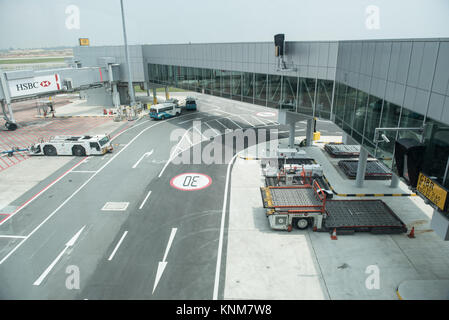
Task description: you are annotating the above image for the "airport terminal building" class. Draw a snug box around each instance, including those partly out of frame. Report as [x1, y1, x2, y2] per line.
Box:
[73, 38, 449, 191]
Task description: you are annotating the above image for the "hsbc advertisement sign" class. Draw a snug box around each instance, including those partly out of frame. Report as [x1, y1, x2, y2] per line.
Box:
[8, 74, 61, 98]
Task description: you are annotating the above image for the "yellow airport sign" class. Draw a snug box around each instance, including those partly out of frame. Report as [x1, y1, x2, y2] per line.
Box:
[79, 38, 90, 46]
[417, 172, 448, 211]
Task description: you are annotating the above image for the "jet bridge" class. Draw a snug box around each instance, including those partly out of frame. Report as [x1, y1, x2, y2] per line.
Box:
[0, 59, 121, 130]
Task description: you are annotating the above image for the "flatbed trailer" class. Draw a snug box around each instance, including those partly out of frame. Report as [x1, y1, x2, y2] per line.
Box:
[260, 184, 407, 234]
[338, 160, 392, 180]
[324, 144, 361, 158]
[261, 182, 327, 231]
[324, 200, 407, 234]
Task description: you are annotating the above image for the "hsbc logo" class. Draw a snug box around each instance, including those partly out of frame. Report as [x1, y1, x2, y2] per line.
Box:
[16, 82, 39, 91]
[15, 80, 52, 91]
[10, 74, 60, 97]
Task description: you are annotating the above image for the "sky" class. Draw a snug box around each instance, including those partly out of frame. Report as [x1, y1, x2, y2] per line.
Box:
[0, 0, 448, 50]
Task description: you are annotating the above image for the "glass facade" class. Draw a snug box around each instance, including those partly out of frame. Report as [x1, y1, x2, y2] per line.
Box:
[148, 63, 319, 113]
[148, 62, 446, 187]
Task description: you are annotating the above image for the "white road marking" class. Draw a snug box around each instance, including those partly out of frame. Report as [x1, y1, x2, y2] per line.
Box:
[215, 119, 230, 130]
[0, 157, 88, 227]
[33, 225, 85, 286]
[71, 170, 97, 173]
[0, 235, 26, 239]
[250, 115, 268, 125]
[0, 116, 183, 265]
[158, 128, 192, 178]
[153, 228, 177, 294]
[193, 125, 208, 141]
[226, 117, 243, 129]
[139, 190, 152, 210]
[204, 122, 221, 136]
[101, 202, 129, 211]
[213, 153, 238, 300]
[108, 231, 128, 261]
[235, 114, 254, 127]
[132, 149, 154, 169]
[178, 117, 203, 124]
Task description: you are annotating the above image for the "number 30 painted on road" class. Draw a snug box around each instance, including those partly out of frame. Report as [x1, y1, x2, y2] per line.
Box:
[170, 173, 212, 191]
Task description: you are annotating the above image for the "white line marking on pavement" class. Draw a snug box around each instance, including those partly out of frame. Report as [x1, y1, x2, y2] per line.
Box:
[235, 114, 254, 127]
[0, 235, 27, 239]
[71, 171, 97, 173]
[215, 119, 229, 130]
[0, 156, 89, 227]
[193, 125, 208, 141]
[213, 153, 238, 300]
[204, 122, 221, 136]
[153, 228, 177, 294]
[158, 128, 192, 178]
[226, 117, 243, 129]
[139, 190, 152, 210]
[33, 225, 85, 286]
[132, 149, 154, 169]
[250, 115, 267, 125]
[0, 116, 185, 265]
[108, 231, 128, 261]
[178, 117, 203, 124]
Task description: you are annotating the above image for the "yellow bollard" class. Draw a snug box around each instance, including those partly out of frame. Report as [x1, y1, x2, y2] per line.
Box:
[313, 131, 321, 141]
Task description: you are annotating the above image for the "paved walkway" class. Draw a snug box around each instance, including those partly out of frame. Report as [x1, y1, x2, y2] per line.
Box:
[224, 138, 449, 300]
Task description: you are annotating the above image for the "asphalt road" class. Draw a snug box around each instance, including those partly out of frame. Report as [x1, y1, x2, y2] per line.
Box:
[0, 94, 342, 299]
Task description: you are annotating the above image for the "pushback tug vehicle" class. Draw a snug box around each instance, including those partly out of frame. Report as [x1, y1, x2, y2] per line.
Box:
[29, 135, 113, 156]
[149, 103, 181, 120]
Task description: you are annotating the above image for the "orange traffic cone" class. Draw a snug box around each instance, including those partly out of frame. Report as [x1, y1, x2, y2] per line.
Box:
[331, 228, 338, 240]
[408, 227, 415, 238]
[287, 225, 292, 232]
[313, 226, 317, 232]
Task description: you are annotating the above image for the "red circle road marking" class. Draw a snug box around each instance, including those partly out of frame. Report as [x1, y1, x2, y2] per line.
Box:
[170, 173, 212, 191]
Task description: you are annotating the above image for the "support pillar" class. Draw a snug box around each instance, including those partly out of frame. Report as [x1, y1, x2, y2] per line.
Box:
[390, 173, 400, 188]
[355, 147, 368, 188]
[165, 86, 170, 100]
[153, 87, 157, 105]
[306, 118, 314, 147]
[288, 122, 295, 148]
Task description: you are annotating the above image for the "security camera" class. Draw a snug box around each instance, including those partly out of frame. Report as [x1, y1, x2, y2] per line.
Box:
[381, 134, 390, 143]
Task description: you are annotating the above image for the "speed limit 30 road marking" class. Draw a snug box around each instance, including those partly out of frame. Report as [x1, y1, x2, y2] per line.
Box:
[170, 173, 212, 191]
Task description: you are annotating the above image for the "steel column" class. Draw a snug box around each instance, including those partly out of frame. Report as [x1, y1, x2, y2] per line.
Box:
[355, 147, 368, 188]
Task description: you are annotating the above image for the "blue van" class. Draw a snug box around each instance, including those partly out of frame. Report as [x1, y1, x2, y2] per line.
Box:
[185, 97, 197, 111]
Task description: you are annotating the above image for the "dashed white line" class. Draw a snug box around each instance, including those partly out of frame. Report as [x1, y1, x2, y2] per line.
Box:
[250, 115, 267, 125]
[139, 190, 152, 210]
[108, 231, 128, 261]
[0, 117, 176, 265]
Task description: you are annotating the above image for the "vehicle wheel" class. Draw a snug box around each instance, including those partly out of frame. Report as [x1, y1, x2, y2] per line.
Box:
[5, 122, 17, 131]
[72, 145, 86, 156]
[295, 218, 309, 230]
[161, 115, 165, 120]
[176, 112, 180, 116]
[43, 145, 57, 156]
